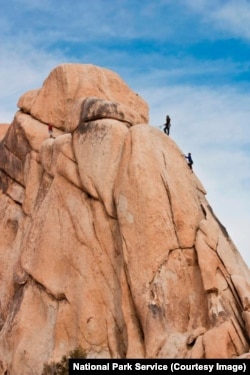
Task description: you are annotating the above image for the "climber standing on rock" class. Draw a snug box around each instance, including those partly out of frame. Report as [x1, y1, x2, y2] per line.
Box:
[48, 124, 54, 138]
[163, 115, 171, 135]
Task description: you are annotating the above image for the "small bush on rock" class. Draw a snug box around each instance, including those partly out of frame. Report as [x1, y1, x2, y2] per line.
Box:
[42, 346, 86, 375]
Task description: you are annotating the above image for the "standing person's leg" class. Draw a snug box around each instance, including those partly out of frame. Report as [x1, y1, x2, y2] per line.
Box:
[164, 126, 169, 135]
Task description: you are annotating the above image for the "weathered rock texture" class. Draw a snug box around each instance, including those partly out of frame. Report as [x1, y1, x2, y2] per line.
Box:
[0, 63, 250, 374]
[0, 124, 9, 141]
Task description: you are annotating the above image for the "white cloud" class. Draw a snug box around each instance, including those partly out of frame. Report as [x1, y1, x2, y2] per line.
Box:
[184, 0, 250, 40]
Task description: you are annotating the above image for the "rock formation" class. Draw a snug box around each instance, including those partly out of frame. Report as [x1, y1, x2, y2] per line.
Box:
[0, 63, 249, 374]
[0, 124, 9, 141]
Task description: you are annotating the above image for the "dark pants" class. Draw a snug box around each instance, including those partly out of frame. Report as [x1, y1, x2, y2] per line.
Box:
[164, 126, 169, 135]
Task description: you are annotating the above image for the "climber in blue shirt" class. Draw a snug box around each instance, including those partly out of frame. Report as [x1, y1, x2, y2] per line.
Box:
[184, 153, 193, 171]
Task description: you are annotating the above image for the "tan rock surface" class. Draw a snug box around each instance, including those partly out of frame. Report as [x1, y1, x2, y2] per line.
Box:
[17, 63, 149, 130]
[0, 124, 9, 141]
[0, 63, 250, 374]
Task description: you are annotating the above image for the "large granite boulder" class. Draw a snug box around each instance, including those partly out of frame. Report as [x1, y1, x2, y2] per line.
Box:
[0, 63, 249, 375]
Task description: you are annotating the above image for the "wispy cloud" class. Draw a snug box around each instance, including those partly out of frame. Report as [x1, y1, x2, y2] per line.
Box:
[184, 0, 250, 40]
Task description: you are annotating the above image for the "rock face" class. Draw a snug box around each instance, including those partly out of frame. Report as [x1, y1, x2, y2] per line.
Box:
[0, 124, 9, 141]
[0, 63, 250, 374]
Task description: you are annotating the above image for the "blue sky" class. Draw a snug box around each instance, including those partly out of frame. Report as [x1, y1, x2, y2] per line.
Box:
[0, 0, 250, 267]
